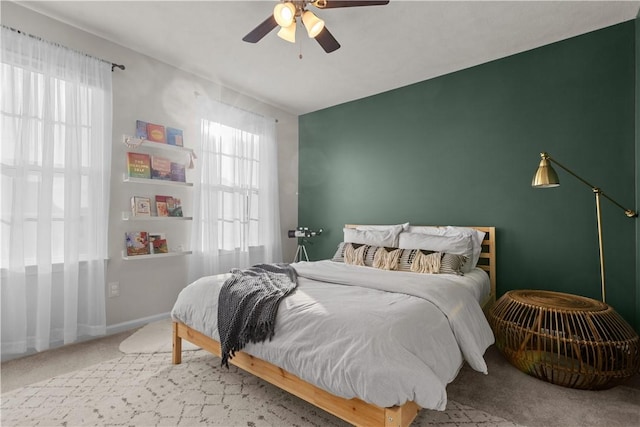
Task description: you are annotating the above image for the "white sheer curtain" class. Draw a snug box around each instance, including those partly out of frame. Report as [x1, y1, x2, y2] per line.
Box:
[189, 99, 282, 281]
[1, 27, 112, 358]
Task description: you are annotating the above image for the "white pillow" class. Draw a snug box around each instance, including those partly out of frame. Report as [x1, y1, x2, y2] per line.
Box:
[356, 223, 410, 232]
[354, 223, 407, 246]
[398, 232, 474, 272]
[406, 226, 485, 272]
[406, 226, 443, 235]
[343, 227, 402, 247]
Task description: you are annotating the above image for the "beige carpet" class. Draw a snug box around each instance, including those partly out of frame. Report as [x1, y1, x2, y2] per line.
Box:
[1, 349, 521, 427]
[4, 320, 639, 426]
[3, 319, 522, 427]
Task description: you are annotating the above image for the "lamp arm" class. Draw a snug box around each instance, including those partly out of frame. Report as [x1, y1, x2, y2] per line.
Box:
[545, 154, 638, 218]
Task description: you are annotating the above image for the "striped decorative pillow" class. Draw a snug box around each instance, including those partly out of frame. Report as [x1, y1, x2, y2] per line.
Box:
[331, 241, 347, 262]
[440, 254, 467, 275]
[372, 246, 403, 270]
[332, 243, 466, 275]
[344, 243, 368, 266]
[336, 242, 376, 266]
[398, 249, 467, 276]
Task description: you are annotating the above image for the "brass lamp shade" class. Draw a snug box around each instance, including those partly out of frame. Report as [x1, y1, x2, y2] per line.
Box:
[532, 157, 560, 188]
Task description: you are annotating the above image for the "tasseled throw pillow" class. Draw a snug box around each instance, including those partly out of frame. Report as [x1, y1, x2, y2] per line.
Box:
[410, 250, 441, 274]
[344, 243, 367, 266]
[373, 247, 402, 270]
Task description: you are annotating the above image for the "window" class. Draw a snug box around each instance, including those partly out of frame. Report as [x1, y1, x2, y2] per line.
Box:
[1, 26, 112, 356]
[190, 100, 281, 280]
[1, 68, 101, 266]
[201, 120, 261, 252]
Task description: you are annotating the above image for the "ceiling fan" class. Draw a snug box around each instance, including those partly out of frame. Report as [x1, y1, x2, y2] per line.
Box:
[242, 0, 390, 53]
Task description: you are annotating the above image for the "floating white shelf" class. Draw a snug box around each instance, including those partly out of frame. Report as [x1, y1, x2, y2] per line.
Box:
[122, 130, 194, 262]
[122, 212, 193, 221]
[123, 174, 193, 187]
[122, 135, 194, 155]
[122, 250, 192, 261]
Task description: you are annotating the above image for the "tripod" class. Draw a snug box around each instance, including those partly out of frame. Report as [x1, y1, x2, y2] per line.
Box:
[293, 238, 310, 262]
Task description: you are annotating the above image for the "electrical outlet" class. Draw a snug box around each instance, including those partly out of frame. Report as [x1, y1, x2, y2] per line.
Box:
[108, 282, 120, 298]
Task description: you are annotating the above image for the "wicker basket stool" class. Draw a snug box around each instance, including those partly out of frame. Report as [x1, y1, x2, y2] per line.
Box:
[489, 290, 640, 390]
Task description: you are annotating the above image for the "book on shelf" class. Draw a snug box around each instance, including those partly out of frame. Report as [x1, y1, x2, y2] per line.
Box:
[155, 195, 174, 217]
[125, 231, 150, 256]
[146, 123, 166, 144]
[127, 152, 151, 179]
[135, 120, 148, 139]
[169, 198, 183, 217]
[130, 196, 151, 217]
[170, 162, 186, 182]
[149, 232, 169, 254]
[166, 127, 184, 147]
[150, 155, 172, 180]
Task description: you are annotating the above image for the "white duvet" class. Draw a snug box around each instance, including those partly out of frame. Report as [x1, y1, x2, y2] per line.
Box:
[171, 260, 495, 411]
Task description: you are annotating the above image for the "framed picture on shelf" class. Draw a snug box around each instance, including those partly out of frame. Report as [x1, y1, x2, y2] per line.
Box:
[146, 123, 166, 144]
[125, 231, 150, 256]
[131, 196, 151, 217]
[127, 152, 151, 179]
[149, 232, 169, 254]
[166, 127, 184, 146]
[169, 198, 183, 217]
[135, 120, 148, 139]
[151, 155, 172, 180]
[155, 195, 174, 217]
[170, 162, 186, 182]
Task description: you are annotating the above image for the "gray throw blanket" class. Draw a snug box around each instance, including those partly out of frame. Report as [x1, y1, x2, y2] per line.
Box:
[218, 263, 298, 368]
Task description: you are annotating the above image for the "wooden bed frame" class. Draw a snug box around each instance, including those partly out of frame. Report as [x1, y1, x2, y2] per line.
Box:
[173, 226, 496, 427]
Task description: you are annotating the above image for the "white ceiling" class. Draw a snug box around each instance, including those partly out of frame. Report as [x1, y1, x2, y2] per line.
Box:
[15, 0, 640, 115]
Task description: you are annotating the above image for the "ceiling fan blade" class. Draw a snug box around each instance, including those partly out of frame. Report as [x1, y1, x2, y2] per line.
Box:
[315, 0, 389, 8]
[242, 15, 278, 43]
[315, 26, 341, 53]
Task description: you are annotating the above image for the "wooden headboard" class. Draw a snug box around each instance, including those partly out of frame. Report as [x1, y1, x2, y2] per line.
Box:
[344, 225, 496, 312]
[471, 226, 496, 311]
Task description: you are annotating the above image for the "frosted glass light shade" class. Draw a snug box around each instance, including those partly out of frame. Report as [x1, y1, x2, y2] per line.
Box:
[277, 22, 296, 43]
[302, 10, 324, 38]
[274, 3, 296, 27]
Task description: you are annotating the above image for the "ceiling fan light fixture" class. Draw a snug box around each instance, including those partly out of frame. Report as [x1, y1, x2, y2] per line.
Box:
[277, 21, 296, 43]
[274, 2, 296, 27]
[302, 10, 324, 38]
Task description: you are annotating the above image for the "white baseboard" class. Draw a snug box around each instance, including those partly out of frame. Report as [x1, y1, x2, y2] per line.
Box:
[1, 313, 172, 362]
[106, 312, 171, 335]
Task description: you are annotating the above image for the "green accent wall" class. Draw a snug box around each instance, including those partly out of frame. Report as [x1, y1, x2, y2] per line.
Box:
[299, 21, 638, 329]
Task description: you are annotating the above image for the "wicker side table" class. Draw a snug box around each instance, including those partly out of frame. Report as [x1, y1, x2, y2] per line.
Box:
[489, 290, 640, 390]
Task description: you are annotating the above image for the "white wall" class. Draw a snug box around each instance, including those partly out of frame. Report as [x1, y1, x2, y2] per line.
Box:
[2, 2, 299, 330]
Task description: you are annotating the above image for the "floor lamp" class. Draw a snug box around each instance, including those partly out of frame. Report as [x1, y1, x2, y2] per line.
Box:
[532, 152, 638, 303]
[487, 155, 640, 390]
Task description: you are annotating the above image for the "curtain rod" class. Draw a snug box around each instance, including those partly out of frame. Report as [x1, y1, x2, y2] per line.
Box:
[2, 25, 125, 72]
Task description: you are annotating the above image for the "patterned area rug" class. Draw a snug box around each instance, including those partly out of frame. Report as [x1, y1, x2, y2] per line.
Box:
[119, 319, 200, 354]
[1, 350, 520, 427]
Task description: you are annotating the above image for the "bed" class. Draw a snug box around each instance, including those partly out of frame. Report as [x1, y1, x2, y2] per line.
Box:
[172, 225, 496, 427]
